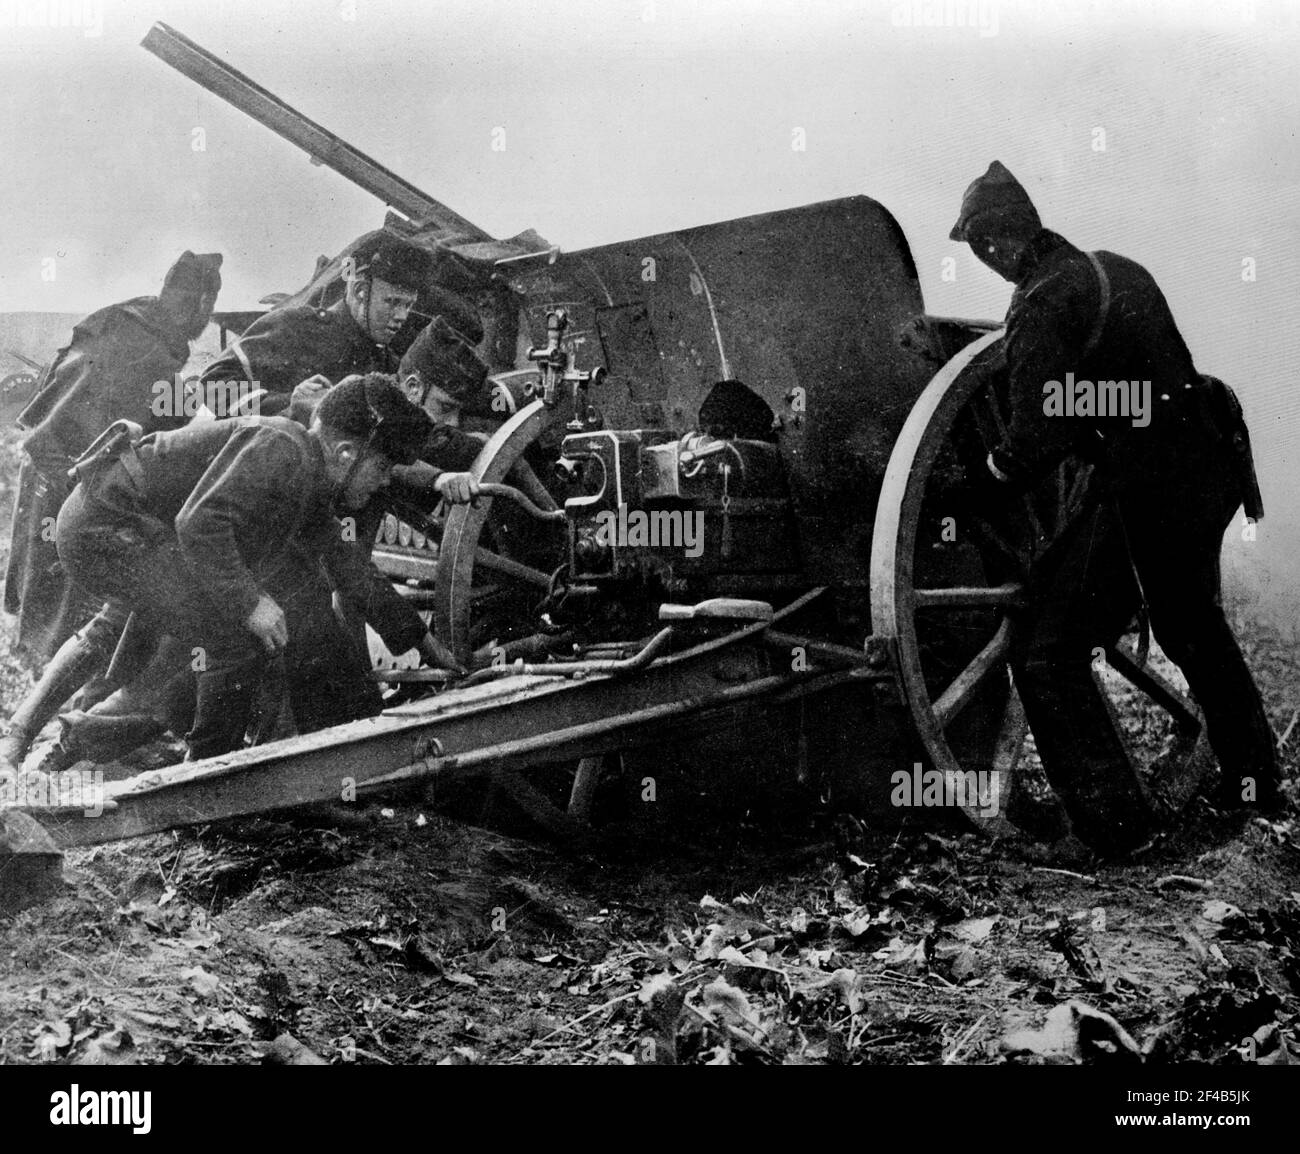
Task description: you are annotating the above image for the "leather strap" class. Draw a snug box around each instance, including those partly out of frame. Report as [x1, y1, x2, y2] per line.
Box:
[1082, 251, 1111, 357]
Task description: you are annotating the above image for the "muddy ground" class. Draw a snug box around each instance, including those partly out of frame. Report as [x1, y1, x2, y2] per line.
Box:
[1, 422, 1298, 1067]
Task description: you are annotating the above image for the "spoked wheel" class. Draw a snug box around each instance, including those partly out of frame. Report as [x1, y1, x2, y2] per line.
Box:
[870, 330, 1201, 836]
[433, 398, 567, 667]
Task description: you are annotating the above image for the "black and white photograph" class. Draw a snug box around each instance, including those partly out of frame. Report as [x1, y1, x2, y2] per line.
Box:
[1, 0, 1297, 1118]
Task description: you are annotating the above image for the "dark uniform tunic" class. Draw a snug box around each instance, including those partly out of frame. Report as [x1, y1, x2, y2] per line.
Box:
[200, 299, 398, 416]
[4, 298, 194, 666]
[989, 229, 1277, 849]
[56, 417, 426, 758]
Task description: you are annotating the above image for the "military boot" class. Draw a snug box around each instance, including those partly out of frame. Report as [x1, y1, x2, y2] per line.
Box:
[1015, 664, 1158, 857]
[0, 617, 120, 771]
[185, 660, 266, 762]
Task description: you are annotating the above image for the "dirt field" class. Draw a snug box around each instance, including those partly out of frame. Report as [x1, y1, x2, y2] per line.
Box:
[1, 425, 1297, 1067]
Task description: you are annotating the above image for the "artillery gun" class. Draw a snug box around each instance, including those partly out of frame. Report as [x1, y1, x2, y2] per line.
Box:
[6, 24, 1201, 852]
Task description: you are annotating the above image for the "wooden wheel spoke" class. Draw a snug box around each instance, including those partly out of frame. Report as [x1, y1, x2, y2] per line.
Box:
[1105, 643, 1202, 734]
[508, 459, 561, 513]
[933, 618, 1013, 728]
[914, 582, 1023, 610]
[991, 687, 1028, 778]
[967, 516, 1029, 573]
[472, 547, 553, 590]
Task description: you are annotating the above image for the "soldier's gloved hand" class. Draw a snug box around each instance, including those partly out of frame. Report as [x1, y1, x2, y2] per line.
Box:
[419, 632, 467, 676]
[288, 374, 332, 426]
[246, 594, 289, 656]
[434, 471, 481, 506]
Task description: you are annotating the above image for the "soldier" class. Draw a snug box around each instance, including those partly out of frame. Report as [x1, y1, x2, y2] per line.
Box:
[30, 272, 499, 772]
[0, 252, 221, 771]
[399, 314, 494, 425]
[389, 314, 498, 505]
[48, 374, 454, 763]
[203, 230, 474, 408]
[204, 229, 487, 507]
[950, 160, 1281, 856]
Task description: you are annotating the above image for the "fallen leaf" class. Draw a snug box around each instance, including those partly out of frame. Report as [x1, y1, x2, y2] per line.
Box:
[939, 943, 983, 981]
[437, 1046, 481, 1065]
[264, 1033, 327, 1065]
[1202, 900, 1242, 924]
[701, 977, 760, 1033]
[872, 936, 928, 973]
[443, 972, 478, 988]
[833, 883, 857, 910]
[839, 907, 875, 938]
[180, 922, 221, 949]
[952, 916, 999, 944]
[181, 966, 220, 997]
[1002, 1001, 1143, 1064]
[206, 1010, 254, 1038]
[823, 968, 864, 1014]
[694, 925, 729, 961]
[82, 1028, 137, 1066]
[638, 972, 676, 1003]
[29, 1020, 72, 1059]
[799, 947, 836, 969]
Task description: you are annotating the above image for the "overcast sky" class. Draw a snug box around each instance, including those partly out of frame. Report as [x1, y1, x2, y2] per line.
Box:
[3, 0, 1299, 585]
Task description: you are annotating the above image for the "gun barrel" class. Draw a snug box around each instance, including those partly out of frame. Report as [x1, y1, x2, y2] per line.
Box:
[141, 21, 491, 243]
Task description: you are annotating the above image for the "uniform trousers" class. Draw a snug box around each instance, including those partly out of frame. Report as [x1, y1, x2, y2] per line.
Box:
[1009, 403, 1277, 851]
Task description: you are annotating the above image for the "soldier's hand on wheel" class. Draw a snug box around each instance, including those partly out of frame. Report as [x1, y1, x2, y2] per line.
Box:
[246, 594, 289, 655]
[434, 471, 480, 506]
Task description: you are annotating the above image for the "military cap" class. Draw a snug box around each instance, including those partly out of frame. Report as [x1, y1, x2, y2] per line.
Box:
[162, 250, 223, 296]
[348, 231, 436, 293]
[399, 317, 493, 416]
[949, 161, 1042, 243]
[422, 284, 485, 346]
[315, 372, 433, 465]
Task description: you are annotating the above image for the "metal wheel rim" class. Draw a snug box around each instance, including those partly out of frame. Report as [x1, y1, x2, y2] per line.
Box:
[870, 329, 1024, 834]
